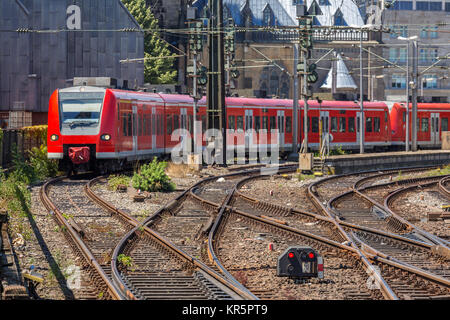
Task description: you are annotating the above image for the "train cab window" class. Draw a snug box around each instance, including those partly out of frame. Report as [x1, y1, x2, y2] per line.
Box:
[237, 116, 244, 131]
[331, 117, 338, 132]
[442, 118, 448, 132]
[366, 117, 372, 133]
[374, 117, 380, 133]
[421, 118, 429, 132]
[311, 117, 319, 133]
[339, 117, 346, 132]
[255, 116, 261, 132]
[348, 117, 355, 132]
[262, 116, 268, 130]
[173, 115, 179, 130]
[286, 116, 292, 133]
[228, 116, 235, 130]
[270, 116, 276, 131]
[167, 114, 173, 134]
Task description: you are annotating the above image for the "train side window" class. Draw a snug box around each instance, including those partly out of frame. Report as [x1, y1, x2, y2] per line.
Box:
[403, 111, 406, 123]
[357, 116, 360, 133]
[339, 117, 346, 132]
[255, 116, 261, 132]
[228, 116, 235, 130]
[366, 117, 372, 133]
[331, 117, 338, 132]
[138, 114, 143, 136]
[152, 114, 156, 135]
[348, 117, 355, 132]
[173, 115, 179, 130]
[202, 115, 206, 133]
[308, 117, 310, 132]
[189, 115, 194, 134]
[167, 114, 173, 135]
[442, 118, 448, 131]
[385, 111, 388, 124]
[421, 118, 429, 132]
[128, 114, 133, 137]
[417, 117, 420, 132]
[123, 115, 127, 136]
[237, 116, 244, 130]
[286, 116, 292, 133]
[262, 116, 268, 130]
[374, 117, 380, 132]
[312, 117, 319, 133]
[143, 115, 147, 136]
[270, 116, 276, 131]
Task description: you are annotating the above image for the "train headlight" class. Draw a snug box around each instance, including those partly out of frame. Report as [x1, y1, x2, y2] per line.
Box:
[101, 134, 111, 141]
[50, 134, 59, 141]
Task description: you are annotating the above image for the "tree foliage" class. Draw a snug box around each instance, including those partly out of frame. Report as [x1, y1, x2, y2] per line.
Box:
[122, 0, 177, 84]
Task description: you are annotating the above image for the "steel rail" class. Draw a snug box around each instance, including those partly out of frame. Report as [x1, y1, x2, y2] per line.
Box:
[198, 169, 398, 299]
[87, 170, 273, 300]
[40, 177, 125, 300]
[384, 179, 450, 247]
[353, 174, 450, 246]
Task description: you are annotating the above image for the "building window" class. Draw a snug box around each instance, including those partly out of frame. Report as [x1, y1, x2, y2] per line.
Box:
[420, 48, 438, 63]
[446, 2, 450, 12]
[263, 5, 274, 26]
[334, 9, 347, 26]
[389, 25, 408, 38]
[400, 1, 413, 9]
[392, 74, 406, 88]
[319, 0, 330, 5]
[422, 74, 438, 88]
[421, 25, 438, 38]
[416, 1, 430, 10]
[430, 2, 442, 11]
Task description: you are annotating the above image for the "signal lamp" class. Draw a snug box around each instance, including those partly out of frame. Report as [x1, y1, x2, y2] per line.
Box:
[50, 134, 59, 141]
[308, 252, 315, 259]
[101, 134, 111, 141]
[288, 252, 295, 259]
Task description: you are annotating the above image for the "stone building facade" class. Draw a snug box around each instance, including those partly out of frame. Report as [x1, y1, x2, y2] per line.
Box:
[382, 1, 450, 103]
[0, 0, 144, 125]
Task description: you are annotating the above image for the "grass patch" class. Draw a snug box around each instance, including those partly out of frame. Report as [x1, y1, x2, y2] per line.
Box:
[107, 174, 131, 191]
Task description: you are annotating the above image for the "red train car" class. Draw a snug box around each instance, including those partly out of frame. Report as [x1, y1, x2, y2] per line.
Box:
[390, 103, 450, 149]
[48, 86, 395, 172]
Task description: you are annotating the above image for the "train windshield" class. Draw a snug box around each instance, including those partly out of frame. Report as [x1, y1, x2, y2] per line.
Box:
[59, 91, 105, 135]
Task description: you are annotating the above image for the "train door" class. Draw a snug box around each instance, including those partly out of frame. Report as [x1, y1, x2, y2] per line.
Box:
[245, 109, 254, 152]
[356, 112, 361, 147]
[431, 113, 440, 146]
[320, 111, 330, 147]
[180, 108, 188, 152]
[152, 107, 156, 152]
[132, 105, 138, 158]
[277, 110, 285, 150]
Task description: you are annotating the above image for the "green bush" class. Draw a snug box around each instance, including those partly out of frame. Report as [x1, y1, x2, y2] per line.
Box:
[29, 145, 58, 180]
[107, 174, 131, 191]
[132, 158, 176, 192]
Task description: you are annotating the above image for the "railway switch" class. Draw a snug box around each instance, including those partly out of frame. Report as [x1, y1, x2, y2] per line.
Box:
[277, 246, 324, 281]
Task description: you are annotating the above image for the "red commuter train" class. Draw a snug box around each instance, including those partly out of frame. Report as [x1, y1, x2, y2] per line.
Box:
[46, 86, 450, 172]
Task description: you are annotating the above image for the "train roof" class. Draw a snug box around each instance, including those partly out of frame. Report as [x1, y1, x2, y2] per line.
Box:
[392, 102, 450, 110]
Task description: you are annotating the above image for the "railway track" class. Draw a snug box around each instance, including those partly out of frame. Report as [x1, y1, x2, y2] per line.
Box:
[87, 171, 266, 300]
[39, 164, 450, 300]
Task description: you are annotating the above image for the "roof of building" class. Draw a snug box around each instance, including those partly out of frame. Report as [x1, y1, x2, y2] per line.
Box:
[320, 53, 358, 90]
[193, 0, 364, 27]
